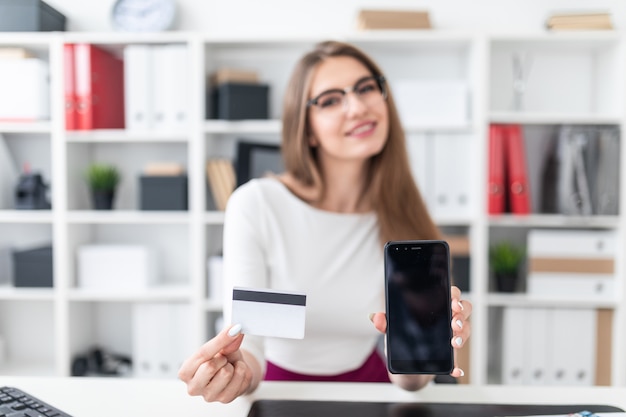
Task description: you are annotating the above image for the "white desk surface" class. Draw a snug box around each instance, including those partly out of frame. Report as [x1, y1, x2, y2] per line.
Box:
[1, 376, 625, 417]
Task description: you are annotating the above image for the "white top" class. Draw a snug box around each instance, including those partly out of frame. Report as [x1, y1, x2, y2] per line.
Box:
[222, 178, 385, 375]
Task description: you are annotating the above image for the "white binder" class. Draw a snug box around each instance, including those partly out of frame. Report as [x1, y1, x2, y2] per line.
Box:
[432, 134, 471, 219]
[124, 44, 153, 131]
[405, 133, 431, 210]
[502, 307, 528, 384]
[549, 308, 596, 386]
[527, 308, 550, 385]
[152, 44, 189, 132]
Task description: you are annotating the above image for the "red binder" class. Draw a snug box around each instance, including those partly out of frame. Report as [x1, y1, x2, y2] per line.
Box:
[74, 43, 125, 130]
[487, 124, 506, 214]
[64, 44, 77, 130]
[505, 124, 531, 214]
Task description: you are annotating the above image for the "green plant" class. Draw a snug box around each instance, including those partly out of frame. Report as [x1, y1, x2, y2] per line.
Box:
[86, 164, 121, 191]
[489, 242, 525, 275]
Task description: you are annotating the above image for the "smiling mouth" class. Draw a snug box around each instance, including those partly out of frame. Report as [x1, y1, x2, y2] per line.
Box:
[348, 122, 376, 136]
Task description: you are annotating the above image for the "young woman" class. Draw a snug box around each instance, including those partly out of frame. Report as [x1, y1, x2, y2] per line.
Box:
[178, 40, 472, 403]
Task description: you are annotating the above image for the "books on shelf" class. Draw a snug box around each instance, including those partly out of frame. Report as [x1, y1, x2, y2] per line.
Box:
[206, 159, 236, 211]
[487, 124, 531, 215]
[546, 11, 613, 30]
[357, 9, 432, 30]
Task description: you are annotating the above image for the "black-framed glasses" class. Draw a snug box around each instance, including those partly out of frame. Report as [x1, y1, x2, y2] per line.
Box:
[306, 75, 387, 115]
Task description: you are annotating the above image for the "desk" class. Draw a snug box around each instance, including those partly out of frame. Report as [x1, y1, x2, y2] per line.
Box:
[1, 377, 625, 417]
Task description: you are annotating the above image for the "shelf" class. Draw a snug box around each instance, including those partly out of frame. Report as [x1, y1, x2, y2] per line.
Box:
[0, 361, 56, 377]
[204, 120, 281, 134]
[0, 122, 52, 134]
[204, 299, 223, 312]
[403, 123, 475, 133]
[65, 129, 189, 143]
[204, 211, 225, 225]
[67, 211, 191, 224]
[488, 214, 620, 229]
[68, 285, 192, 302]
[0, 210, 53, 224]
[486, 293, 619, 309]
[2, 30, 625, 386]
[0, 286, 55, 301]
[489, 112, 622, 125]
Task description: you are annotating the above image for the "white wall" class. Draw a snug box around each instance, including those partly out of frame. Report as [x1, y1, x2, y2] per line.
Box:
[47, 0, 625, 36]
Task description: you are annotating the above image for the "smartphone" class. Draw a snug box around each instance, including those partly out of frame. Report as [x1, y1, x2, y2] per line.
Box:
[384, 240, 454, 374]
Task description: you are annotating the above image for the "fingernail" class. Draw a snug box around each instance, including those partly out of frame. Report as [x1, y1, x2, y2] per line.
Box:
[228, 324, 242, 337]
[455, 319, 463, 329]
[458, 300, 464, 311]
[368, 313, 375, 322]
[455, 336, 463, 346]
[458, 368, 465, 377]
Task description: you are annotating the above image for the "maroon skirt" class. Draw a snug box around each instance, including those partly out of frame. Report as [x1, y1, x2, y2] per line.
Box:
[264, 349, 391, 383]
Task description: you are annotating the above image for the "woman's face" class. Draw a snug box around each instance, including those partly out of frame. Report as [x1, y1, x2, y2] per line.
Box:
[307, 56, 389, 167]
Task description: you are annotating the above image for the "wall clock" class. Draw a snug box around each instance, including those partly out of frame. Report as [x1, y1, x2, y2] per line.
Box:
[111, 0, 177, 32]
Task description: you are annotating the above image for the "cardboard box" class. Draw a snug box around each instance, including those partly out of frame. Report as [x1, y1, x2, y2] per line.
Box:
[77, 245, 156, 291]
[0, 0, 66, 32]
[209, 83, 269, 120]
[13, 245, 53, 287]
[139, 175, 188, 211]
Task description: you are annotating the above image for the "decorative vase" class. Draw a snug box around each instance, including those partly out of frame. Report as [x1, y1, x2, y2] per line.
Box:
[495, 272, 518, 293]
[91, 189, 115, 210]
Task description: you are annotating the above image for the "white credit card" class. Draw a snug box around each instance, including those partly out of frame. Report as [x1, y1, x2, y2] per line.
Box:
[231, 287, 306, 339]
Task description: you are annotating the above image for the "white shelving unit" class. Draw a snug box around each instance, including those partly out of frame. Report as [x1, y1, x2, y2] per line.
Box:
[0, 30, 625, 386]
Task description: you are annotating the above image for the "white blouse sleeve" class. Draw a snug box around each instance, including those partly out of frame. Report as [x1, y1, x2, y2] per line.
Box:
[221, 181, 268, 375]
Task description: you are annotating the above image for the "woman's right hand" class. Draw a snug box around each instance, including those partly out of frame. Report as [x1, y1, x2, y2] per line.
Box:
[178, 324, 253, 403]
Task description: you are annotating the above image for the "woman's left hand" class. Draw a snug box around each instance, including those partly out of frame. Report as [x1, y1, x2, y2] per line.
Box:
[370, 285, 472, 378]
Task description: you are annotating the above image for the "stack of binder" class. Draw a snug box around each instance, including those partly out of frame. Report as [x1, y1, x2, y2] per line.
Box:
[487, 124, 531, 215]
[64, 43, 124, 130]
[502, 306, 606, 385]
[124, 44, 190, 132]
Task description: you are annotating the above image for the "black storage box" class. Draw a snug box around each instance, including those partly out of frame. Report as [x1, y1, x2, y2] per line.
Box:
[140, 175, 188, 211]
[13, 245, 53, 288]
[0, 0, 66, 32]
[209, 83, 269, 120]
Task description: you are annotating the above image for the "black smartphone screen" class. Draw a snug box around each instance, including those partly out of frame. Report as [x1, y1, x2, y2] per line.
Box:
[384, 240, 453, 374]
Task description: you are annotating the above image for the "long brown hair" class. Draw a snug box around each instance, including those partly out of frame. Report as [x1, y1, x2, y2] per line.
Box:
[282, 40, 441, 245]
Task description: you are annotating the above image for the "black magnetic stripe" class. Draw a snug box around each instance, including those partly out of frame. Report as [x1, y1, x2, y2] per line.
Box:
[233, 289, 306, 306]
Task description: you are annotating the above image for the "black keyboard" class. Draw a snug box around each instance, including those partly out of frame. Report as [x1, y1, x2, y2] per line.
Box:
[0, 386, 72, 417]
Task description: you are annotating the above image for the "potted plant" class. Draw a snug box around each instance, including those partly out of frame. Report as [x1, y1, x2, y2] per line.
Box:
[489, 242, 525, 292]
[86, 163, 121, 210]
